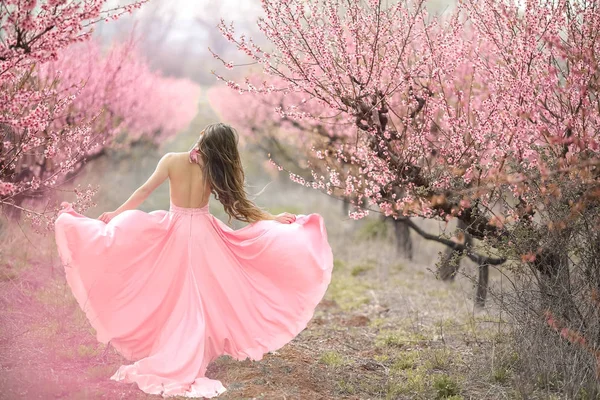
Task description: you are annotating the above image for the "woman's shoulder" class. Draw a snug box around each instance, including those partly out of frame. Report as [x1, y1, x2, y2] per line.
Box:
[162, 152, 184, 159]
[160, 152, 190, 165]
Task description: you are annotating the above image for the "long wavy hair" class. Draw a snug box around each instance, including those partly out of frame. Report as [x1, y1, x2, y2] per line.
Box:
[193, 123, 271, 223]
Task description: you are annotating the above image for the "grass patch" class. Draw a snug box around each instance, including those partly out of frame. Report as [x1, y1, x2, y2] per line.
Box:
[358, 377, 387, 396]
[436, 318, 459, 331]
[70, 387, 110, 400]
[71, 308, 97, 337]
[386, 367, 428, 398]
[427, 289, 450, 299]
[376, 330, 429, 349]
[424, 348, 454, 371]
[374, 354, 389, 362]
[57, 347, 77, 361]
[405, 369, 427, 394]
[31, 319, 61, 339]
[333, 259, 346, 270]
[391, 351, 420, 371]
[351, 263, 374, 277]
[326, 270, 372, 311]
[0, 222, 56, 270]
[336, 379, 356, 395]
[386, 380, 405, 400]
[77, 343, 102, 358]
[357, 218, 389, 240]
[391, 263, 405, 272]
[432, 374, 460, 399]
[319, 350, 346, 367]
[34, 279, 76, 308]
[369, 317, 386, 329]
[86, 364, 116, 380]
[493, 366, 511, 384]
[492, 348, 517, 385]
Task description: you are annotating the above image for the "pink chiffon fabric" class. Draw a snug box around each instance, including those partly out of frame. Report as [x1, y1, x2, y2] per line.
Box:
[54, 201, 334, 398]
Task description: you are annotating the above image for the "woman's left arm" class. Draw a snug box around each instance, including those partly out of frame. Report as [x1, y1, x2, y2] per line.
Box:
[98, 153, 172, 223]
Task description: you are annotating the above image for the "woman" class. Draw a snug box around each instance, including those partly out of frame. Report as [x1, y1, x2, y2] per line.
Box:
[54, 123, 334, 398]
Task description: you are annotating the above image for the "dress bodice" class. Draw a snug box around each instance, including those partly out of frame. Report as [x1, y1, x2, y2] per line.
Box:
[169, 201, 210, 215]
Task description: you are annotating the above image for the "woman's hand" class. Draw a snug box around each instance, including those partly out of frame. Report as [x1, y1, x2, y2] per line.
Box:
[98, 211, 120, 224]
[274, 212, 296, 224]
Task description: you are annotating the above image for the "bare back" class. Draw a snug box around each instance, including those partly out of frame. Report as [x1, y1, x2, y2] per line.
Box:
[167, 152, 211, 208]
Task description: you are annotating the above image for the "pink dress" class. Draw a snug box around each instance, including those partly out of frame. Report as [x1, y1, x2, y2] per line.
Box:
[54, 200, 333, 398]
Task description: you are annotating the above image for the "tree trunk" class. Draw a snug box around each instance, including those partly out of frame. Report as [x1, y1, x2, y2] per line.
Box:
[393, 219, 413, 260]
[475, 263, 489, 308]
[342, 199, 349, 216]
[438, 220, 471, 281]
[535, 249, 580, 326]
[438, 246, 459, 281]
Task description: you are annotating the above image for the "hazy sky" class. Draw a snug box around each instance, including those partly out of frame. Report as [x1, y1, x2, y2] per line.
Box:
[109, 0, 263, 22]
[118, 0, 456, 22]
[172, 0, 263, 21]
[100, 0, 457, 83]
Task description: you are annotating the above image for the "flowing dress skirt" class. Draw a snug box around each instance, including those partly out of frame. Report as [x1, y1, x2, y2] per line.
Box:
[54, 201, 334, 398]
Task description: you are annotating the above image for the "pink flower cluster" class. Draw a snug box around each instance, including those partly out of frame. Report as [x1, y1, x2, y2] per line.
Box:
[39, 39, 201, 145]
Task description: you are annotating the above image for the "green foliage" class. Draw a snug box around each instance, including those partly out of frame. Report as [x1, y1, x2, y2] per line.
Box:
[386, 380, 406, 399]
[369, 317, 386, 329]
[432, 374, 460, 399]
[534, 371, 563, 391]
[386, 371, 428, 399]
[576, 388, 594, 400]
[391, 262, 405, 272]
[380, 333, 407, 348]
[351, 263, 374, 276]
[77, 344, 101, 358]
[492, 348, 517, 385]
[357, 377, 386, 396]
[326, 267, 372, 311]
[391, 351, 419, 371]
[376, 330, 429, 348]
[425, 348, 454, 371]
[493, 366, 511, 384]
[319, 350, 346, 367]
[395, 368, 427, 396]
[336, 379, 356, 395]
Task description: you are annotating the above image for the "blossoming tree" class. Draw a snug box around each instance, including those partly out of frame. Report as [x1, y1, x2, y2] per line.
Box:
[213, 0, 600, 388]
[0, 0, 200, 229]
[40, 39, 201, 147]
